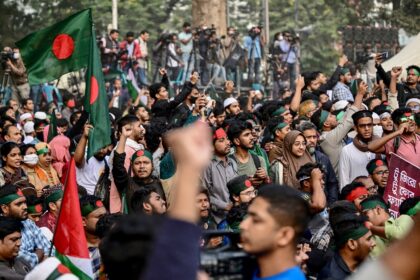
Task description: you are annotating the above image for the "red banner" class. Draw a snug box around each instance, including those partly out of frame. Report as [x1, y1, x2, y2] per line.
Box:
[384, 153, 420, 218]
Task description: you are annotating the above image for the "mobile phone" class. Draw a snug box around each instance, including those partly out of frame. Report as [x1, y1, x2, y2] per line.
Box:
[379, 52, 389, 60]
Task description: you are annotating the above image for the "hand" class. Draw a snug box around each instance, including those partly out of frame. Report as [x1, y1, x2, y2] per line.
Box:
[225, 80, 234, 92]
[207, 237, 223, 248]
[391, 67, 402, 78]
[249, 90, 256, 98]
[190, 72, 200, 85]
[83, 124, 93, 139]
[364, 221, 373, 230]
[121, 124, 133, 139]
[357, 81, 368, 96]
[374, 54, 383, 65]
[254, 167, 267, 179]
[159, 68, 167, 76]
[295, 75, 305, 90]
[338, 55, 348, 67]
[165, 121, 213, 172]
[397, 122, 410, 135]
[35, 249, 44, 262]
[264, 142, 275, 152]
[113, 90, 121, 97]
[311, 168, 323, 183]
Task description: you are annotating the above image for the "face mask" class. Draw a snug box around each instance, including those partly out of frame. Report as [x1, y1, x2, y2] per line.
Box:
[23, 154, 39, 165]
[373, 125, 383, 137]
[67, 100, 75, 108]
[13, 53, 20, 59]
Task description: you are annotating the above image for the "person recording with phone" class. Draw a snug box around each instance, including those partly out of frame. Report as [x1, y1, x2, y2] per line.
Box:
[279, 31, 299, 90]
[368, 107, 420, 166]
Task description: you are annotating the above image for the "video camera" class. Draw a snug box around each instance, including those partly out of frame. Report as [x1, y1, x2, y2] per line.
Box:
[193, 25, 216, 37]
[249, 26, 263, 40]
[200, 230, 256, 279]
[1, 50, 15, 69]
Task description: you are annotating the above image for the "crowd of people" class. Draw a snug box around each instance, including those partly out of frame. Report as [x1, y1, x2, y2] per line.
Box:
[0, 20, 420, 280]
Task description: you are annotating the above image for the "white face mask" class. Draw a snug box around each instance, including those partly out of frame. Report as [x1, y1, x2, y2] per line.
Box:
[23, 154, 39, 165]
[373, 125, 383, 137]
[13, 53, 20, 59]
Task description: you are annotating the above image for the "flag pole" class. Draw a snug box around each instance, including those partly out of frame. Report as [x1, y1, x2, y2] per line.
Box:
[48, 157, 74, 257]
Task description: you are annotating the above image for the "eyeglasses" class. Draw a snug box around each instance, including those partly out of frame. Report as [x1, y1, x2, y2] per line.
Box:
[373, 170, 389, 176]
[294, 142, 307, 147]
[400, 115, 414, 123]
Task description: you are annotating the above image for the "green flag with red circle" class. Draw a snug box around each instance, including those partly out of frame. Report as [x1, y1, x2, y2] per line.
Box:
[16, 9, 92, 85]
[84, 22, 111, 159]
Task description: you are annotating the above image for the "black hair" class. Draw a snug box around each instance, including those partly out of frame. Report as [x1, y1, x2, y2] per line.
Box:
[99, 215, 163, 280]
[339, 181, 366, 201]
[56, 118, 69, 128]
[329, 212, 367, 248]
[0, 116, 17, 128]
[0, 216, 23, 240]
[296, 162, 324, 184]
[310, 109, 323, 130]
[69, 111, 82, 126]
[149, 83, 165, 100]
[1, 124, 18, 139]
[291, 116, 309, 130]
[144, 119, 167, 153]
[399, 196, 420, 215]
[140, 30, 149, 35]
[303, 72, 318, 89]
[110, 29, 119, 34]
[391, 107, 412, 125]
[79, 195, 102, 217]
[25, 195, 44, 208]
[22, 98, 32, 108]
[1, 142, 20, 164]
[351, 110, 373, 126]
[131, 187, 159, 213]
[266, 116, 285, 135]
[364, 97, 381, 110]
[95, 213, 123, 239]
[257, 184, 310, 244]
[116, 115, 139, 133]
[126, 31, 134, 37]
[226, 120, 253, 143]
[213, 101, 225, 117]
[298, 121, 318, 133]
[20, 144, 36, 156]
[406, 65, 420, 73]
[353, 175, 369, 182]
[0, 184, 19, 211]
[183, 22, 191, 28]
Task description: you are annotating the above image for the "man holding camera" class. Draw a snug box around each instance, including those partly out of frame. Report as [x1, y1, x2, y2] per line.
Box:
[3, 47, 30, 102]
[279, 31, 299, 90]
[179, 22, 194, 82]
[243, 26, 265, 84]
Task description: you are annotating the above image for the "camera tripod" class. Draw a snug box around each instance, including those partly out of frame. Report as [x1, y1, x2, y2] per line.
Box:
[152, 43, 170, 83]
[0, 69, 13, 105]
[183, 40, 200, 84]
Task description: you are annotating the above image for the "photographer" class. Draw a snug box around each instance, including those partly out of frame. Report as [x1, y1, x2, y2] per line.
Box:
[3, 47, 30, 102]
[207, 31, 226, 84]
[279, 31, 299, 90]
[100, 29, 120, 71]
[178, 22, 194, 82]
[119, 31, 142, 74]
[243, 26, 265, 84]
[166, 34, 183, 82]
[221, 27, 240, 83]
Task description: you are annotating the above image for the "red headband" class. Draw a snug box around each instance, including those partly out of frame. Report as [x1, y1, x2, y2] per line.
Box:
[346, 187, 368, 202]
[213, 128, 227, 140]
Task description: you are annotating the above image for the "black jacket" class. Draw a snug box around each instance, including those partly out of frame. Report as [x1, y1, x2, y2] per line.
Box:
[151, 81, 194, 123]
[318, 252, 352, 280]
[315, 150, 339, 206]
[112, 151, 165, 213]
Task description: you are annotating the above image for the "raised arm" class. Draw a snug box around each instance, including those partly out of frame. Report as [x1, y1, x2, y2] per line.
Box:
[112, 124, 132, 194]
[309, 168, 327, 213]
[74, 124, 92, 168]
[368, 123, 408, 153]
[290, 75, 304, 113]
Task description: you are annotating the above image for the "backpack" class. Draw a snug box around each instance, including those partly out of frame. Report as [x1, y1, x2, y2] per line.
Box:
[269, 159, 284, 185]
[94, 160, 111, 210]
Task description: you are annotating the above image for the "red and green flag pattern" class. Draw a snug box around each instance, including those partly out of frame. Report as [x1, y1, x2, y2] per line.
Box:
[84, 21, 111, 159]
[54, 158, 93, 279]
[15, 9, 91, 85]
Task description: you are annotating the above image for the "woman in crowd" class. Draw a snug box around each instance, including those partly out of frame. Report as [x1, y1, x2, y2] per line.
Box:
[34, 142, 61, 189]
[0, 142, 28, 186]
[20, 144, 44, 196]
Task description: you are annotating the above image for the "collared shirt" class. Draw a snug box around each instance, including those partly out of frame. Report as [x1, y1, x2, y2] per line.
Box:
[318, 252, 352, 280]
[384, 133, 420, 166]
[202, 156, 238, 222]
[19, 219, 53, 268]
[332, 82, 354, 102]
[0, 257, 31, 280]
[243, 36, 262, 59]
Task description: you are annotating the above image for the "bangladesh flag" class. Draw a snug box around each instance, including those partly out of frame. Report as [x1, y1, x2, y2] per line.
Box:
[126, 68, 140, 101]
[16, 9, 91, 85]
[54, 158, 93, 279]
[84, 24, 111, 159]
